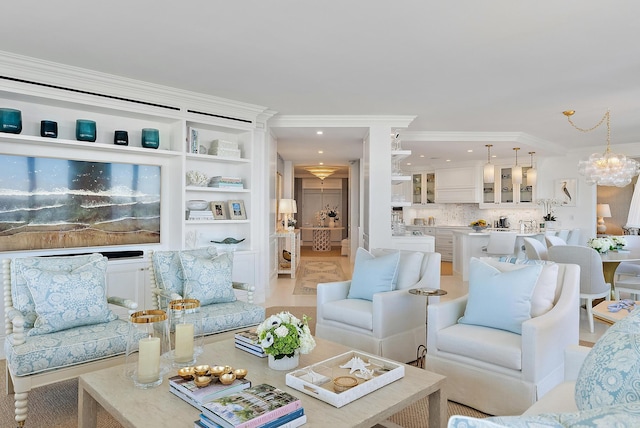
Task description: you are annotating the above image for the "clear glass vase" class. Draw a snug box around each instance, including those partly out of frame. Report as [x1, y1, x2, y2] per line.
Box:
[125, 310, 172, 389]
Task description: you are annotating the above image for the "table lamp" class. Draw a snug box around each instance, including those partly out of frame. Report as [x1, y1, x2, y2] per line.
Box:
[279, 198, 296, 231]
[596, 203, 612, 234]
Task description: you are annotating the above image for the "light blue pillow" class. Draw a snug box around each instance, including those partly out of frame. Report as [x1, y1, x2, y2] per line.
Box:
[152, 247, 217, 297]
[180, 251, 237, 305]
[22, 255, 118, 336]
[575, 307, 640, 410]
[347, 248, 400, 301]
[458, 258, 542, 334]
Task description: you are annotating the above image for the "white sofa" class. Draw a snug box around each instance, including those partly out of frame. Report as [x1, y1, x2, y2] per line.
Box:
[426, 259, 580, 415]
[448, 306, 640, 427]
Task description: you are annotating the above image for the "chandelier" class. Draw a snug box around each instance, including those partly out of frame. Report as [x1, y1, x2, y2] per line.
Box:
[564, 109, 639, 187]
[305, 166, 338, 181]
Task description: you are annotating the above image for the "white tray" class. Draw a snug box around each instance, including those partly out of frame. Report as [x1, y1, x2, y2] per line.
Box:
[285, 350, 404, 408]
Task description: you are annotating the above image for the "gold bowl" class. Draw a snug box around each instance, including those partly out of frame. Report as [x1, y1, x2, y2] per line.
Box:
[193, 375, 212, 388]
[178, 366, 195, 380]
[210, 365, 228, 377]
[219, 372, 236, 385]
[333, 375, 358, 393]
[194, 365, 210, 376]
[233, 368, 248, 379]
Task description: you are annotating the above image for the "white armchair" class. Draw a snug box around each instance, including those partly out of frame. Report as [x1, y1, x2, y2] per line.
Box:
[316, 248, 441, 363]
[426, 259, 580, 415]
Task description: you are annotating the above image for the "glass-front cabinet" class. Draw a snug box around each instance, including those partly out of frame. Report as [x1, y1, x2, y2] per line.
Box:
[411, 172, 435, 205]
[481, 165, 534, 208]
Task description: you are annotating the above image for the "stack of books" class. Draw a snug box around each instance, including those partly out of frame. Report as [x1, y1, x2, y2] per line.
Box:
[196, 383, 305, 428]
[169, 374, 251, 412]
[188, 209, 214, 220]
[209, 176, 244, 189]
[234, 330, 267, 358]
[208, 139, 242, 158]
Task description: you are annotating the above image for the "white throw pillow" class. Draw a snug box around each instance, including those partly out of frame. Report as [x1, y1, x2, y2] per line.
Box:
[371, 248, 424, 289]
[480, 257, 559, 317]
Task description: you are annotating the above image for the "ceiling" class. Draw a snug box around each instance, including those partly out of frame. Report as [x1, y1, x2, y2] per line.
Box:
[2, 1, 640, 178]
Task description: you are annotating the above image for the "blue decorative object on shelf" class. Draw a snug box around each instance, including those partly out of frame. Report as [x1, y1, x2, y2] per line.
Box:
[114, 130, 128, 146]
[40, 120, 58, 138]
[76, 119, 97, 142]
[141, 128, 159, 149]
[0, 108, 22, 134]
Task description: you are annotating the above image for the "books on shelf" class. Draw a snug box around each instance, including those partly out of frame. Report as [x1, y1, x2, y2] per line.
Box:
[188, 209, 214, 220]
[197, 408, 306, 428]
[234, 330, 267, 358]
[201, 383, 302, 428]
[209, 176, 244, 189]
[169, 375, 251, 411]
[188, 127, 199, 154]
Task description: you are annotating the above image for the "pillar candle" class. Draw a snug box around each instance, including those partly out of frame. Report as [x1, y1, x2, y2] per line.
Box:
[137, 336, 161, 383]
[174, 323, 194, 363]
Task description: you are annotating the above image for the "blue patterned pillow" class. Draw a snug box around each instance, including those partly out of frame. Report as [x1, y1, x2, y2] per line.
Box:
[179, 251, 236, 305]
[575, 307, 640, 410]
[22, 255, 118, 336]
[11, 254, 105, 328]
[152, 247, 218, 296]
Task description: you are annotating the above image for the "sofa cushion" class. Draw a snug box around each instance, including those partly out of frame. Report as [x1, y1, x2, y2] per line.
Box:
[321, 299, 373, 331]
[437, 323, 522, 371]
[371, 248, 424, 289]
[458, 258, 542, 334]
[481, 257, 559, 317]
[152, 247, 218, 298]
[5, 319, 130, 376]
[347, 248, 400, 301]
[199, 300, 265, 335]
[22, 255, 118, 336]
[448, 403, 640, 427]
[180, 251, 236, 305]
[11, 254, 103, 329]
[575, 306, 640, 411]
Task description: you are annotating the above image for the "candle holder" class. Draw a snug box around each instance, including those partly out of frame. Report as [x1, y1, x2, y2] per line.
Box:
[141, 128, 160, 149]
[76, 119, 97, 142]
[168, 299, 203, 367]
[125, 310, 171, 389]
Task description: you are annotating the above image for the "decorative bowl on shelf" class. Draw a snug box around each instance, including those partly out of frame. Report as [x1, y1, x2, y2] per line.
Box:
[472, 226, 488, 232]
[186, 200, 209, 210]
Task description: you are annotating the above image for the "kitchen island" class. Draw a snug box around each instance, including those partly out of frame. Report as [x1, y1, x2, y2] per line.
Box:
[452, 229, 544, 280]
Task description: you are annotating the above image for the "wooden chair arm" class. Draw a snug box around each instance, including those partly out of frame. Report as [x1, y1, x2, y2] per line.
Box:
[6, 306, 26, 345]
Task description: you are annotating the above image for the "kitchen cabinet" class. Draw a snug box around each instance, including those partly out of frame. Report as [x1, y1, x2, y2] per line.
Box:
[435, 228, 455, 262]
[481, 165, 535, 208]
[390, 235, 435, 252]
[411, 172, 435, 205]
[391, 149, 412, 207]
[434, 166, 480, 203]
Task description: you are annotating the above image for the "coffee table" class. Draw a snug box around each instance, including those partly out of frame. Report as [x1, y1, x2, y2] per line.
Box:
[79, 337, 447, 428]
[592, 300, 639, 325]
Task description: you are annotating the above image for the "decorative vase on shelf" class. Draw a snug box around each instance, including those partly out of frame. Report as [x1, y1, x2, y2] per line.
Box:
[329, 217, 336, 228]
[545, 221, 557, 230]
[268, 354, 299, 371]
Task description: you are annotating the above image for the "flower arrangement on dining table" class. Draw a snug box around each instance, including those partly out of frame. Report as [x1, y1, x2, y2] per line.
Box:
[256, 311, 316, 359]
[587, 236, 616, 253]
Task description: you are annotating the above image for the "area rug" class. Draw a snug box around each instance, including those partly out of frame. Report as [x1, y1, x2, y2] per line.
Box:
[292, 257, 348, 295]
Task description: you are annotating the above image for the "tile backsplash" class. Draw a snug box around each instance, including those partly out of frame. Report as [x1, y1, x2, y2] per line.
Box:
[404, 204, 546, 229]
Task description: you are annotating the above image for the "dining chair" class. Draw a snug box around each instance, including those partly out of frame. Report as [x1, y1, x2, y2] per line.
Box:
[566, 229, 582, 245]
[545, 235, 567, 247]
[556, 229, 570, 242]
[523, 236, 548, 260]
[548, 245, 611, 333]
[482, 231, 518, 257]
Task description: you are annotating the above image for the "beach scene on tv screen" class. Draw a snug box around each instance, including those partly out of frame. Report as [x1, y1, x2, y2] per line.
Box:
[0, 154, 161, 251]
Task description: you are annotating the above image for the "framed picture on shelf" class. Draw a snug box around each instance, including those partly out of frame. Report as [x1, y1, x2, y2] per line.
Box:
[211, 201, 227, 220]
[228, 200, 247, 220]
[554, 178, 577, 207]
[188, 127, 198, 154]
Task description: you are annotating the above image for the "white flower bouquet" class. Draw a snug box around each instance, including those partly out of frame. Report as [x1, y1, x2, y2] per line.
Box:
[256, 311, 316, 359]
[587, 237, 615, 253]
[611, 236, 627, 249]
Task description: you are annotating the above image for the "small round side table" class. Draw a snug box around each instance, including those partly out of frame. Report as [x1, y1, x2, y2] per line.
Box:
[408, 287, 448, 368]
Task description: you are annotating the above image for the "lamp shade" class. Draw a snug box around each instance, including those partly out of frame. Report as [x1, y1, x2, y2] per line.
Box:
[526, 167, 537, 186]
[483, 163, 495, 183]
[279, 199, 295, 214]
[596, 203, 612, 218]
[511, 165, 522, 185]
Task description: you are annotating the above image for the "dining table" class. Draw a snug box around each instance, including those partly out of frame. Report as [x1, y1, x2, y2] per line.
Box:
[599, 249, 640, 299]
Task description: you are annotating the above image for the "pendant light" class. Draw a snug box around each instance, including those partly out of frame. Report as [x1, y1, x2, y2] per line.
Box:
[512, 147, 522, 185]
[527, 151, 537, 186]
[483, 144, 495, 183]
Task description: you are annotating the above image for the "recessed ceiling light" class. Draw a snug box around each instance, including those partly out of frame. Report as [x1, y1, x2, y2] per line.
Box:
[319, 162, 324, 165]
[467, 149, 473, 153]
[406, 162, 412, 166]
[419, 154, 425, 158]
[317, 131, 323, 135]
[318, 150, 324, 154]
[446, 159, 451, 162]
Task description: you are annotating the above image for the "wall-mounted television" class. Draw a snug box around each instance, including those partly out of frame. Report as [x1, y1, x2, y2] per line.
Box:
[0, 154, 161, 251]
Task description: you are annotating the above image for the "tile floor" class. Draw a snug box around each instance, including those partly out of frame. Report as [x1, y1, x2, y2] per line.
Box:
[265, 255, 608, 344]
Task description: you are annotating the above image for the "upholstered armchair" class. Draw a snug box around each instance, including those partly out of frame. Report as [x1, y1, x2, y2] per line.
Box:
[148, 247, 265, 339]
[426, 257, 580, 415]
[3, 254, 139, 427]
[316, 248, 441, 363]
